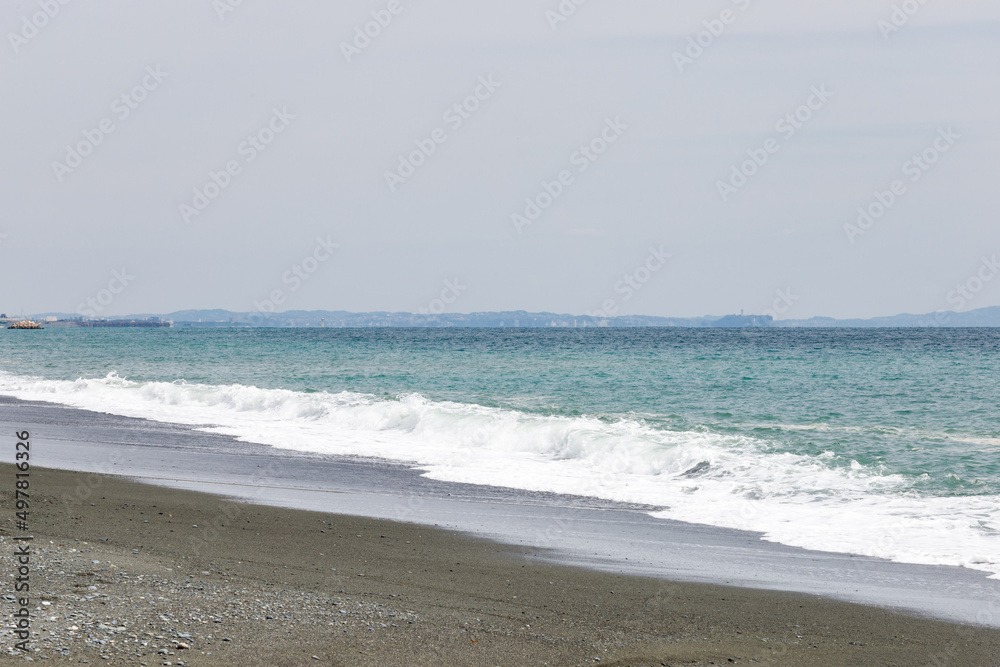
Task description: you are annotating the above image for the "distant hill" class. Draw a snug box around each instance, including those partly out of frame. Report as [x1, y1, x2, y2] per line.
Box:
[776, 306, 1000, 328]
[161, 310, 719, 328]
[27, 306, 1000, 328]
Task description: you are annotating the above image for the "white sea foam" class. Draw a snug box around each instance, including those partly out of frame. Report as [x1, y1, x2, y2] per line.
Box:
[2, 370, 998, 577]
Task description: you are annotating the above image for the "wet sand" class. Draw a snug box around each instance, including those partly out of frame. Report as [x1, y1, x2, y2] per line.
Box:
[3, 465, 1000, 666]
[6, 392, 999, 629]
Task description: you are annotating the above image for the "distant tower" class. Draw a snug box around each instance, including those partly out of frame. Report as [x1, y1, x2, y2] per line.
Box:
[321, 318, 325, 328]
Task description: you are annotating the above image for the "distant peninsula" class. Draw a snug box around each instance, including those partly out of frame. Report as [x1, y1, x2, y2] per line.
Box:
[19, 306, 1000, 328]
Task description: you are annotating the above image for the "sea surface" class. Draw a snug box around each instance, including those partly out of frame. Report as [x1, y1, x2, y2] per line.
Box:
[1, 327, 998, 576]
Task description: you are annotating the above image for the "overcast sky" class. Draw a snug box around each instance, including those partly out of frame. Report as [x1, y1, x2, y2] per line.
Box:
[2, 0, 998, 319]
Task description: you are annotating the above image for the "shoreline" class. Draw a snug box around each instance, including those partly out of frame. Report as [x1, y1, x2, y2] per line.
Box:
[0, 395, 999, 663]
[3, 465, 1000, 666]
[3, 395, 1000, 628]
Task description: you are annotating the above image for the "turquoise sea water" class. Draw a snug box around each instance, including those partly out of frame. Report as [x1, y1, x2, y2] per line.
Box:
[2, 327, 999, 573]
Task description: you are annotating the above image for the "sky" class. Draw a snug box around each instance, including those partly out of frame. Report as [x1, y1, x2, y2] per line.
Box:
[1, 0, 998, 320]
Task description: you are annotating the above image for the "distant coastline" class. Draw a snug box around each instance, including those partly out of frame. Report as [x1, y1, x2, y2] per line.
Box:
[12, 305, 1000, 328]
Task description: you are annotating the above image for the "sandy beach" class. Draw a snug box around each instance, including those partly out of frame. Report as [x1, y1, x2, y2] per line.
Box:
[1, 464, 999, 666]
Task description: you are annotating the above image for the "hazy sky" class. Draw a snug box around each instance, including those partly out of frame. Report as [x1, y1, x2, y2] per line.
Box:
[2, 1, 998, 319]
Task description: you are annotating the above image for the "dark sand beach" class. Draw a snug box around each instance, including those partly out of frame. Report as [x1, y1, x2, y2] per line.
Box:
[2, 397, 1000, 665]
[3, 465, 1000, 666]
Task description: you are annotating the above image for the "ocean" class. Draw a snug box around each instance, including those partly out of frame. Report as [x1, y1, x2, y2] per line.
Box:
[1, 327, 998, 577]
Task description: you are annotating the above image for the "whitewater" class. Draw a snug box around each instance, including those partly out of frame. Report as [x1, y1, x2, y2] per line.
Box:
[2, 367, 997, 578]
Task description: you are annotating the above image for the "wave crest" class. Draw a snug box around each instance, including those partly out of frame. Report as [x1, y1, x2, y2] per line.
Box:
[1, 370, 997, 576]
